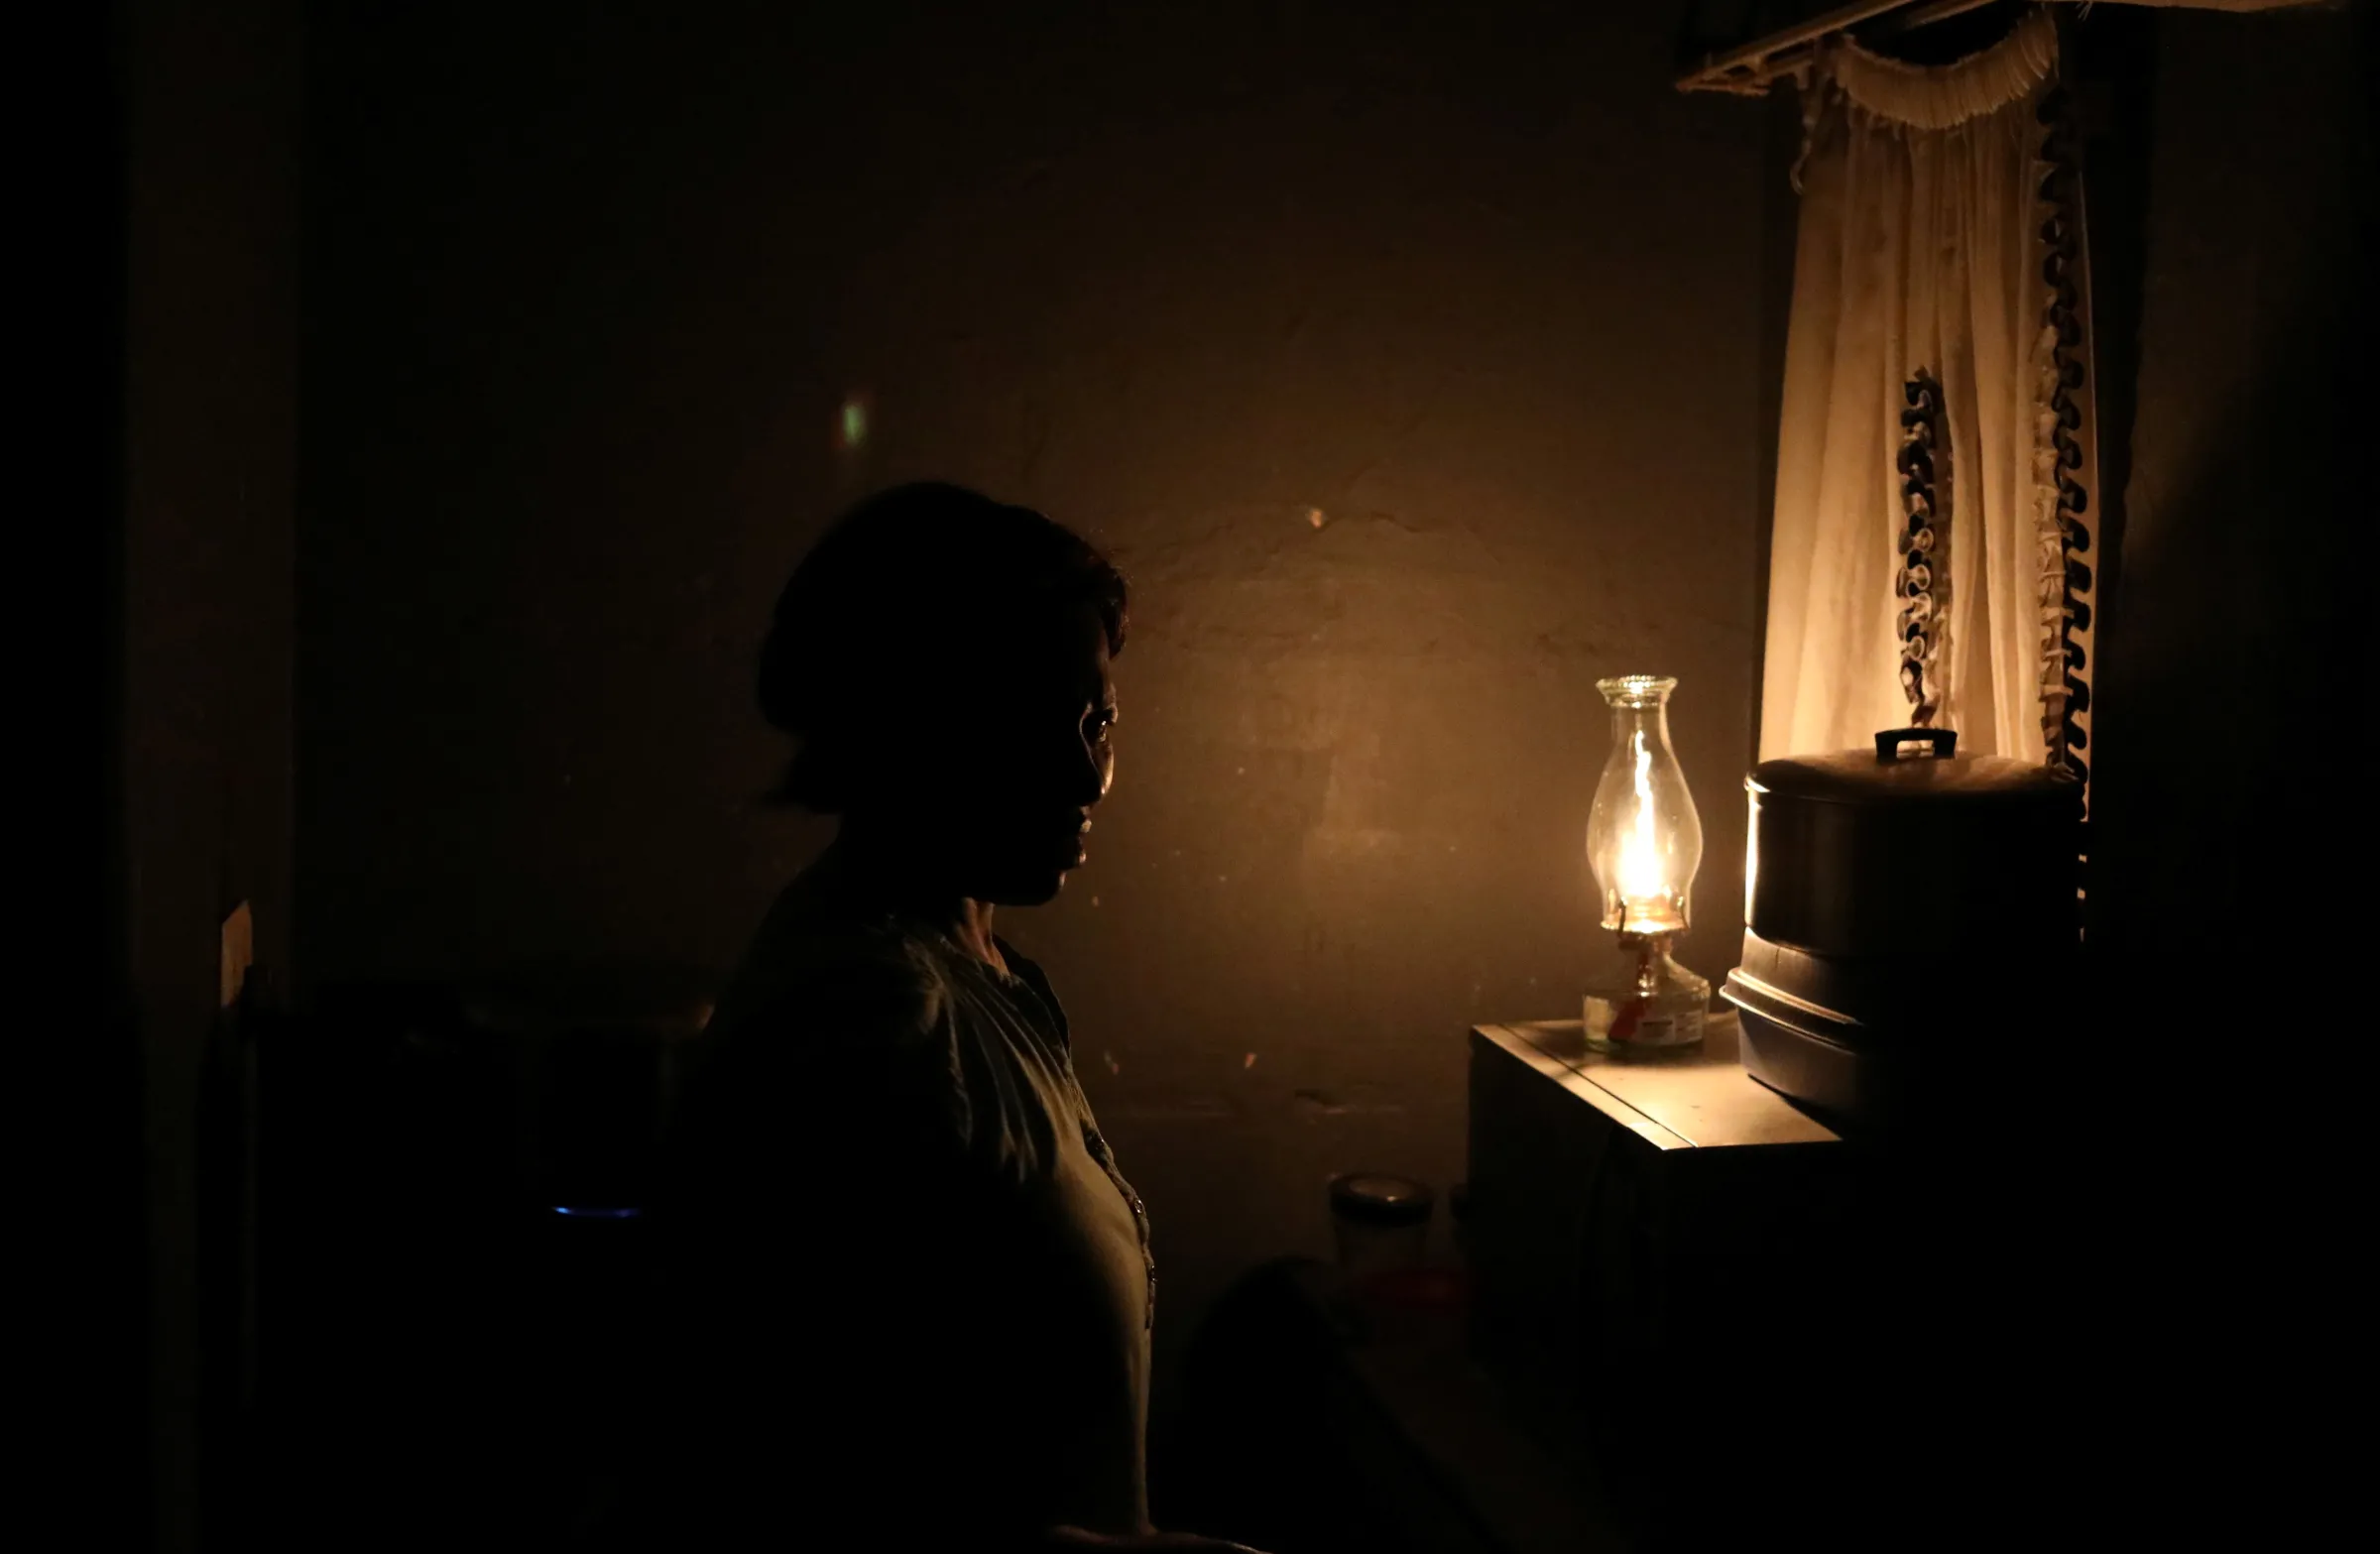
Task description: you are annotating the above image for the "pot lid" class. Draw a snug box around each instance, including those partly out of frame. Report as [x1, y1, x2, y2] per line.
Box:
[1748, 728, 2080, 808]
[1329, 1172, 1434, 1228]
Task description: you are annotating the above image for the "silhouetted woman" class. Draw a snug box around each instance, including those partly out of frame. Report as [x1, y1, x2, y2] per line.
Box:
[621, 484, 1254, 1553]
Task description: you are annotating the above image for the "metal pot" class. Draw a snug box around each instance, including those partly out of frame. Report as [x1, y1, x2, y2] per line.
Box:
[1743, 727, 2082, 958]
[1726, 728, 2082, 1128]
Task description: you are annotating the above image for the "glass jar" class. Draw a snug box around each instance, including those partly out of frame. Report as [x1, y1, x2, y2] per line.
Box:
[1328, 1173, 1434, 1277]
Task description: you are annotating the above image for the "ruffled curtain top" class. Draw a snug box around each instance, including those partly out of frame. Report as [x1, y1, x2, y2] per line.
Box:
[1821, 5, 2060, 130]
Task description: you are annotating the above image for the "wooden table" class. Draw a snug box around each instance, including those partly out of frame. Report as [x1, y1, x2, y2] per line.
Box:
[1465, 1014, 1874, 1552]
[1178, 1016, 2028, 1552]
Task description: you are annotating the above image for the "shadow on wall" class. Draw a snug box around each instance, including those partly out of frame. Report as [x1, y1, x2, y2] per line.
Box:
[2086, 5, 2367, 1003]
[253, 972, 714, 1551]
[2073, 9, 2368, 1530]
[297, 0, 1781, 1415]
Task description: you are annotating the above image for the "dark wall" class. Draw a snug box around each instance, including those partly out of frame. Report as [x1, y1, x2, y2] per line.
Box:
[2090, 0, 2369, 988]
[121, 0, 300, 1549]
[2077, 3, 2367, 1531]
[299, 0, 1777, 1367]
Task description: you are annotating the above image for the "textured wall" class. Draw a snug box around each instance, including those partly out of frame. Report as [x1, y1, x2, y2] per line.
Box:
[300, 0, 1776, 1372]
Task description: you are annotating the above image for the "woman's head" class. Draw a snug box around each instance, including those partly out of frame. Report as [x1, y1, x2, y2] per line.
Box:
[758, 482, 1127, 903]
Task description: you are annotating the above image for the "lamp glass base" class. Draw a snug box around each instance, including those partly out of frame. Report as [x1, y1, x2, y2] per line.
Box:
[1584, 934, 1711, 1054]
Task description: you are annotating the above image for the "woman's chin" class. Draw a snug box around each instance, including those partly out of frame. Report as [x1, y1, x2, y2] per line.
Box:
[984, 857, 1075, 907]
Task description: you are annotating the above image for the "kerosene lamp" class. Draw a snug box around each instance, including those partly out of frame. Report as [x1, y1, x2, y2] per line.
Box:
[1583, 674, 1709, 1052]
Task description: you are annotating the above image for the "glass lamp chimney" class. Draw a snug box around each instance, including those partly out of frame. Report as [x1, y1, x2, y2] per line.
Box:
[1586, 675, 1704, 935]
[1582, 674, 1710, 1053]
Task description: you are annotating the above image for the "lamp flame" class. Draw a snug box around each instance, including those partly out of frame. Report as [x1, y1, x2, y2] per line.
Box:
[1615, 734, 1666, 905]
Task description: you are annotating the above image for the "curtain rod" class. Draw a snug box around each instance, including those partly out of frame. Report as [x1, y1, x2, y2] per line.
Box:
[1677, 0, 2010, 95]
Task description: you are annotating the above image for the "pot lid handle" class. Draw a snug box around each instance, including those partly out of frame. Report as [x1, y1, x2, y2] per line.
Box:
[1875, 727, 1958, 761]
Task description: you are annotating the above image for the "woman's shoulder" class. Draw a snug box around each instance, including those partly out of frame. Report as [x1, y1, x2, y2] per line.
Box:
[675, 903, 973, 1154]
[708, 890, 951, 1056]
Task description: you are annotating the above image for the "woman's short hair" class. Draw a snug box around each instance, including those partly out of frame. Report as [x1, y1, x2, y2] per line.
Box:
[757, 482, 1128, 812]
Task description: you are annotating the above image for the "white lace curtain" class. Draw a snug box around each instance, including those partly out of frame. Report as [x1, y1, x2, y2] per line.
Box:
[1758, 7, 2096, 768]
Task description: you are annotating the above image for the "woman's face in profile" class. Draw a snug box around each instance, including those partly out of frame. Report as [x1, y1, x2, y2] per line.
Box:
[897, 604, 1118, 906]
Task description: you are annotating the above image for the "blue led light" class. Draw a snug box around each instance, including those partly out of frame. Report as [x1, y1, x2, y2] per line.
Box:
[552, 1205, 643, 1220]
